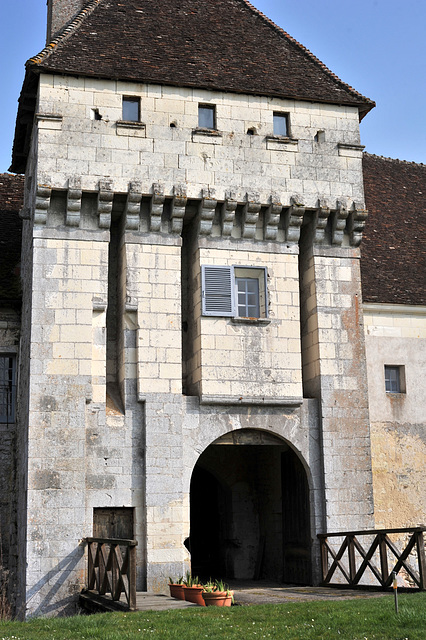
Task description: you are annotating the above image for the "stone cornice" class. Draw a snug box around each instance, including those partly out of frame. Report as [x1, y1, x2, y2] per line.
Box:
[31, 179, 368, 247]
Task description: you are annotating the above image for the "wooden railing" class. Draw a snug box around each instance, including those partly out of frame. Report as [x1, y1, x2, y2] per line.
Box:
[86, 537, 138, 610]
[318, 527, 426, 590]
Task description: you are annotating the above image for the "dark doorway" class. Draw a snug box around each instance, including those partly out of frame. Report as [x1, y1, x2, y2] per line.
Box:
[189, 430, 312, 584]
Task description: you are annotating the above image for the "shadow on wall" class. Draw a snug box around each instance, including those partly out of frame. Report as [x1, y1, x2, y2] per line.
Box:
[25, 544, 85, 618]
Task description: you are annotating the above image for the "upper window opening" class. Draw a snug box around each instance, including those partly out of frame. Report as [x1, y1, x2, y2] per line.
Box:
[384, 365, 405, 393]
[198, 104, 216, 130]
[273, 112, 289, 137]
[122, 97, 140, 122]
[201, 265, 267, 319]
[0, 355, 16, 423]
[236, 277, 260, 318]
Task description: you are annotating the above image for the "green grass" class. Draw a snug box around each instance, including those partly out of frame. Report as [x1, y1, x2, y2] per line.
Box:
[0, 593, 425, 640]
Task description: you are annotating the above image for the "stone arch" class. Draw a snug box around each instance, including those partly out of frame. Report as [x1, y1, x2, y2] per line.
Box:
[189, 427, 314, 584]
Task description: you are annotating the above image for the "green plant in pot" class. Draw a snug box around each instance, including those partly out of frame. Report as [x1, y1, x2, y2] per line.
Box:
[202, 579, 234, 607]
[182, 572, 205, 606]
[168, 575, 185, 600]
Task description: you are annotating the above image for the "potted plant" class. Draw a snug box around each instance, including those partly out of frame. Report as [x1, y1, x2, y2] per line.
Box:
[182, 572, 205, 606]
[168, 575, 185, 600]
[202, 579, 234, 607]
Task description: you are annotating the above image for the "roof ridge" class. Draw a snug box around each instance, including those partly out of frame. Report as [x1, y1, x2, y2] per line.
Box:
[27, 0, 105, 67]
[241, 0, 374, 108]
[363, 152, 425, 167]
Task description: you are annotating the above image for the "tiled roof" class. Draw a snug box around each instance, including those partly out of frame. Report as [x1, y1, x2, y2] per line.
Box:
[361, 154, 426, 306]
[0, 174, 24, 304]
[28, 0, 374, 114]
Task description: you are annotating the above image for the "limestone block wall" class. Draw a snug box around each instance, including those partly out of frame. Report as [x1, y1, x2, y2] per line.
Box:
[301, 247, 374, 531]
[24, 234, 108, 616]
[187, 242, 302, 401]
[363, 305, 426, 529]
[35, 75, 364, 209]
[125, 237, 182, 396]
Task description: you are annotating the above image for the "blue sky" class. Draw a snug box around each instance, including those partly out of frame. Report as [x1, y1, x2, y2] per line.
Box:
[1, 0, 425, 172]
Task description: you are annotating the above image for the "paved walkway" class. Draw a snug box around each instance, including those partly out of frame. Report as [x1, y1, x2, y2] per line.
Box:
[132, 582, 386, 611]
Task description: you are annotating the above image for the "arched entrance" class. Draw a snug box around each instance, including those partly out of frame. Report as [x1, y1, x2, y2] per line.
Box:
[190, 429, 312, 584]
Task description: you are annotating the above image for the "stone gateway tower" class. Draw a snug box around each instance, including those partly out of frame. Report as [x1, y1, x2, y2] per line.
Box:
[10, 0, 376, 617]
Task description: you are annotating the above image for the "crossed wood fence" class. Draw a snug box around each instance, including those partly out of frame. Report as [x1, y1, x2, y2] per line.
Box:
[85, 537, 138, 610]
[318, 527, 426, 590]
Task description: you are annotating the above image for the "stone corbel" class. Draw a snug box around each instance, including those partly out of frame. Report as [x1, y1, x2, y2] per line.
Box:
[348, 203, 368, 247]
[242, 192, 261, 239]
[66, 177, 82, 227]
[125, 181, 142, 230]
[284, 196, 305, 243]
[198, 188, 217, 236]
[314, 198, 330, 244]
[264, 194, 282, 241]
[170, 184, 187, 234]
[332, 200, 349, 245]
[34, 184, 52, 225]
[97, 180, 113, 229]
[150, 183, 165, 232]
[221, 191, 237, 236]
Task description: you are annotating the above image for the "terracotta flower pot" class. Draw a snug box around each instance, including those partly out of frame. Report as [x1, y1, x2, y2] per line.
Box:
[183, 585, 206, 606]
[202, 590, 233, 607]
[169, 583, 185, 600]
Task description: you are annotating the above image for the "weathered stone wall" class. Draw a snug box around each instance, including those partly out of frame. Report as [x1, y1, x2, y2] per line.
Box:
[36, 75, 364, 209]
[301, 247, 374, 531]
[16, 72, 373, 615]
[188, 242, 302, 401]
[363, 305, 426, 529]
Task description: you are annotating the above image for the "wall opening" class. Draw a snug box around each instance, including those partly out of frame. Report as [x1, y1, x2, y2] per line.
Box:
[190, 430, 312, 584]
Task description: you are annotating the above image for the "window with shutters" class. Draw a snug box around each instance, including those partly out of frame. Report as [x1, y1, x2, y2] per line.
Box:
[201, 265, 267, 319]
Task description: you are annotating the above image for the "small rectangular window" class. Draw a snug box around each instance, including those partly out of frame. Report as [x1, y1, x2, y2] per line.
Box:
[122, 97, 140, 122]
[384, 365, 405, 393]
[273, 112, 289, 137]
[236, 277, 260, 318]
[201, 265, 267, 318]
[0, 355, 16, 423]
[198, 104, 216, 130]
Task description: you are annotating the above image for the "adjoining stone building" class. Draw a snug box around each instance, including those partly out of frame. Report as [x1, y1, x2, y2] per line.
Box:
[361, 154, 426, 532]
[0, 0, 424, 619]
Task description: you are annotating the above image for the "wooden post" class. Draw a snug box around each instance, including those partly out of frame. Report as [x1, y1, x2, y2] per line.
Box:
[416, 530, 426, 591]
[129, 543, 137, 610]
[348, 535, 356, 584]
[378, 534, 388, 586]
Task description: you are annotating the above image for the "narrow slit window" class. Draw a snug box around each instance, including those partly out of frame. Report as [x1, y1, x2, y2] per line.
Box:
[198, 104, 216, 130]
[273, 112, 289, 137]
[122, 97, 140, 122]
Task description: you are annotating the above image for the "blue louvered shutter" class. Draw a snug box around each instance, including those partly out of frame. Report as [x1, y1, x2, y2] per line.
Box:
[202, 265, 235, 316]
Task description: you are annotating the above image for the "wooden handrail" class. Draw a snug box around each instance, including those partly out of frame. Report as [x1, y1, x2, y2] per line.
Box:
[85, 537, 138, 610]
[318, 528, 426, 591]
[318, 526, 426, 538]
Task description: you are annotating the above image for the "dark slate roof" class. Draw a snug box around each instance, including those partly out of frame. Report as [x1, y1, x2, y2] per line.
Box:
[11, 0, 375, 172]
[361, 154, 426, 306]
[0, 174, 24, 305]
[30, 0, 374, 113]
